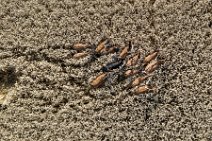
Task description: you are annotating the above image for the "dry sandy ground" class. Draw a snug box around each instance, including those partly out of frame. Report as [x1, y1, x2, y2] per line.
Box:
[0, 0, 212, 140]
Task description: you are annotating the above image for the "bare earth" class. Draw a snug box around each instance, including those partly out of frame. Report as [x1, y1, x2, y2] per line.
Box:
[0, 0, 212, 141]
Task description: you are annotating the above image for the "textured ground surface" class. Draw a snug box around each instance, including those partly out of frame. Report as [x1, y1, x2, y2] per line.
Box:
[0, 0, 212, 140]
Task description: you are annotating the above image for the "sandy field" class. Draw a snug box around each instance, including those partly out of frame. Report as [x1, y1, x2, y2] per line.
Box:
[0, 0, 212, 140]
